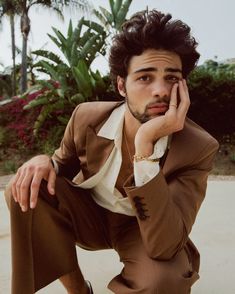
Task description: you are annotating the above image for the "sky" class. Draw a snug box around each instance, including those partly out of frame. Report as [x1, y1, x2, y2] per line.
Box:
[0, 0, 235, 74]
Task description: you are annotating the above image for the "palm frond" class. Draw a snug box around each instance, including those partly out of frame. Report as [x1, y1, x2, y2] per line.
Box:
[32, 49, 64, 65]
[116, 0, 132, 29]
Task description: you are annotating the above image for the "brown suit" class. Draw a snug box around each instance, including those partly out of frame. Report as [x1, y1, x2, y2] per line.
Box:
[5, 101, 219, 294]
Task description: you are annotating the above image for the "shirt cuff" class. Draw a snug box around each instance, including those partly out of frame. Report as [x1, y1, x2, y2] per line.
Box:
[134, 136, 168, 187]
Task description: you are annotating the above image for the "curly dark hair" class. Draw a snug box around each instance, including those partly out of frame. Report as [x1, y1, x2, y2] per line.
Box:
[109, 9, 200, 87]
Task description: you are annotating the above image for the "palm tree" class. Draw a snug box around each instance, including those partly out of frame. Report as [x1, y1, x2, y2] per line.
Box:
[0, 0, 21, 95]
[16, 0, 90, 93]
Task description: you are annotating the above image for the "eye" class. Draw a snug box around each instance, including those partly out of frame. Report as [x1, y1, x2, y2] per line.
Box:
[166, 75, 180, 82]
[137, 75, 151, 82]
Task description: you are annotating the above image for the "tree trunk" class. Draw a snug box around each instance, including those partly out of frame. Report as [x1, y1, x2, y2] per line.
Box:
[20, 33, 28, 93]
[10, 13, 16, 96]
[20, 12, 30, 93]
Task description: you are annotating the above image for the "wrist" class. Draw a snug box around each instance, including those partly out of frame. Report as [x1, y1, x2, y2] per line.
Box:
[135, 128, 158, 156]
[133, 154, 160, 162]
[134, 140, 154, 157]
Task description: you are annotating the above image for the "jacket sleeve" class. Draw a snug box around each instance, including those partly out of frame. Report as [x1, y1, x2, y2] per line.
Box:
[124, 138, 219, 260]
[52, 105, 81, 179]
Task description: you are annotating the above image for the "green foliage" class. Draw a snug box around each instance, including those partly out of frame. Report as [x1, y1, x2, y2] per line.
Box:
[0, 126, 8, 147]
[47, 18, 107, 67]
[0, 78, 12, 97]
[230, 153, 235, 163]
[26, 17, 109, 135]
[36, 124, 65, 155]
[0, 0, 133, 175]
[93, 0, 132, 33]
[188, 60, 235, 138]
[3, 160, 17, 174]
[23, 1, 133, 136]
[0, 72, 12, 97]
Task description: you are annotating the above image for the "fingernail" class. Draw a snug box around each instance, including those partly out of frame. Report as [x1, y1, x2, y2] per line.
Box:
[21, 206, 27, 212]
[30, 201, 35, 209]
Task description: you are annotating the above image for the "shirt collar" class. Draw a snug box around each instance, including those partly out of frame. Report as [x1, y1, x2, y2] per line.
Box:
[97, 103, 126, 141]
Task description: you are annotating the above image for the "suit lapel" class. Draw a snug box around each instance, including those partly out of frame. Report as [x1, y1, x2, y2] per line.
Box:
[85, 126, 115, 177]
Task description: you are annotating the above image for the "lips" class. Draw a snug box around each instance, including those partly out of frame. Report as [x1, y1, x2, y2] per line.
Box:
[147, 103, 169, 114]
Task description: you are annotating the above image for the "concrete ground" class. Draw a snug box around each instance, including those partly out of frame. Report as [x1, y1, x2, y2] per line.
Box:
[1, 179, 235, 294]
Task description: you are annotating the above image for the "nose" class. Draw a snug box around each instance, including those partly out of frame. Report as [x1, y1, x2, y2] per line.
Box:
[151, 80, 170, 99]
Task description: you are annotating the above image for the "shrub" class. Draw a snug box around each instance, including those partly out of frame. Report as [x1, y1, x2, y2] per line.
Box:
[0, 92, 42, 151]
[0, 126, 9, 148]
[188, 60, 235, 139]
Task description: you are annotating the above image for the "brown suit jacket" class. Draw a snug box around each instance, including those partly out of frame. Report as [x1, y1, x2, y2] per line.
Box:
[52, 101, 219, 271]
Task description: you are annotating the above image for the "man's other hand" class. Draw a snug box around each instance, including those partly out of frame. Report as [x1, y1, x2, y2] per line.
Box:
[11, 155, 56, 212]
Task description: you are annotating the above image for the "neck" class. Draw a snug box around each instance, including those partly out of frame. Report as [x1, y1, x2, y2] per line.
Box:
[124, 106, 141, 143]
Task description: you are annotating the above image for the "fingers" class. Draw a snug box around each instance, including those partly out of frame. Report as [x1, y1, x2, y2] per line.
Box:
[168, 83, 178, 110]
[10, 155, 54, 212]
[13, 168, 42, 212]
[29, 172, 44, 209]
[11, 172, 21, 202]
[19, 171, 34, 212]
[169, 80, 190, 115]
[165, 79, 190, 133]
[12, 168, 29, 212]
[177, 79, 190, 116]
[12, 168, 30, 210]
[47, 169, 56, 196]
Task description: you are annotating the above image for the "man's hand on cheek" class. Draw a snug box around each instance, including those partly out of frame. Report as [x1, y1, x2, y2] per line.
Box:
[134, 79, 190, 156]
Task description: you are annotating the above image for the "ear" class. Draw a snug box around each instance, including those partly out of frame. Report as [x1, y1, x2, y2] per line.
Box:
[117, 76, 126, 97]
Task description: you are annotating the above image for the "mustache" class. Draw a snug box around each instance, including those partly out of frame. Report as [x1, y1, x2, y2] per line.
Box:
[146, 97, 170, 107]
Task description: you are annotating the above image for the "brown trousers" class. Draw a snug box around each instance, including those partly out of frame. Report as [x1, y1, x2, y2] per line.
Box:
[5, 177, 199, 294]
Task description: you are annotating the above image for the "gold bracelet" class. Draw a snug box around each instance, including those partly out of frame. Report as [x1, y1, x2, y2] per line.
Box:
[133, 154, 160, 162]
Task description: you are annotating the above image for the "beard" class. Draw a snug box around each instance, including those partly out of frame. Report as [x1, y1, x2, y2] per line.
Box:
[126, 95, 170, 124]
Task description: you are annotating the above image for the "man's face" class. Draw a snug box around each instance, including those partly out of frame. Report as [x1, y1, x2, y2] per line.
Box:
[117, 49, 183, 123]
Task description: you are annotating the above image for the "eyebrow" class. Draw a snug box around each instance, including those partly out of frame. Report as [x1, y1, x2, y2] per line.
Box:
[133, 67, 182, 74]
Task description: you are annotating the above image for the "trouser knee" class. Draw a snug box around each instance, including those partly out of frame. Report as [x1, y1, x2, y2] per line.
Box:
[4, 176, 15, 209]
[4, 176, 63, 211]
[154, 266, 198, 294]
[127, 253, 199, 294]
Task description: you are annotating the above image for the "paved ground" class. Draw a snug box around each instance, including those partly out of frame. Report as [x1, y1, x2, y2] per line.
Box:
[1, 177, 235, 293]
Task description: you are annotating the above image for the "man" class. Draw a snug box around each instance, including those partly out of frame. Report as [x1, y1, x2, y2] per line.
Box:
[5, 9, 219, 294]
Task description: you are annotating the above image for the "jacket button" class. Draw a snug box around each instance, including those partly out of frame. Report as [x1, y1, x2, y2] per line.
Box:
[133, 196, 141, 202]
[139, 214, 148, 220]
[137, 207, 144, 214]
[135, 202, 143, 209]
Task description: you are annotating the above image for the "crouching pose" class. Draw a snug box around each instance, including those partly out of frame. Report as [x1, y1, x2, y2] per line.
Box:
[5, 9, 219, 294]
